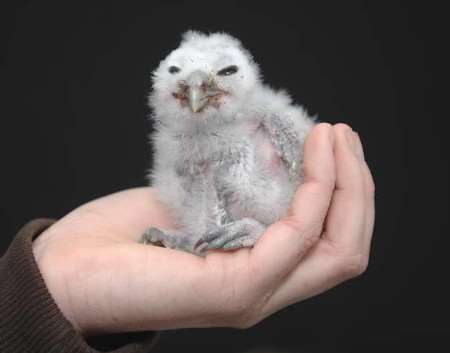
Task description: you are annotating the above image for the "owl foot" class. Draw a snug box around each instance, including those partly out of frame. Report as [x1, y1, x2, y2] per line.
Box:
[140, 227, 208, 255]
[140, 227, 177, 248]
[204, 218, 266, 250]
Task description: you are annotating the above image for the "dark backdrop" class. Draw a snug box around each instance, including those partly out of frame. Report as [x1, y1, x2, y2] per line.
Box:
[0, 1, 447, 352]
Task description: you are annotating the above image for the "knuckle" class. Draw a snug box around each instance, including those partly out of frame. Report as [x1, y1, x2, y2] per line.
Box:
[303, 229, 322, 249]
[278, 217, 303, 235]
[308, 181, 335, 201]
[304, 174, 335, 193]
[228, 290, 272, 330]
[280, 217, 322, 243]
[224, 292, 259, 329]
[321, 177, 336, 192]
[232, 309, 258, 329]
[366, 176, 376, 197]
[336, 254, 369, 279]
[300, 221, 323, 246]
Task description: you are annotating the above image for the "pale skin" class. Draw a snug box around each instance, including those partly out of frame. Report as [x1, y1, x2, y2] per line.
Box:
[32, 123, 375, 336]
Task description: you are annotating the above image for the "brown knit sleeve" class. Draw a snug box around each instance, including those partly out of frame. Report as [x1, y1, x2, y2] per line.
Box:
[0, 219, 159, 353]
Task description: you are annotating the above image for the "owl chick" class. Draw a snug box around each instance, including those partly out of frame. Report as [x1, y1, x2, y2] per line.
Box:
[141, 31, 315, 256]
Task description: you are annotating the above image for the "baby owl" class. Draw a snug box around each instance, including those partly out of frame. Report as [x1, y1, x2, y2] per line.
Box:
[141, 31, 315, 256]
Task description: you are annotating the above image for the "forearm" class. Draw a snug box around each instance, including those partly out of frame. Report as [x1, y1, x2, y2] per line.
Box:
[0, 219, 158, 353]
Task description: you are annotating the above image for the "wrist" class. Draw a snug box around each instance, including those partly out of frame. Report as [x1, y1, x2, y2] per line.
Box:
[32, 230, 84, 333]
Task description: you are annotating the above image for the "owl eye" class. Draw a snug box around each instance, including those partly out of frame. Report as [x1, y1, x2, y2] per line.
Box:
[217, 65, 239, 76]
[168, 66, 181, 74]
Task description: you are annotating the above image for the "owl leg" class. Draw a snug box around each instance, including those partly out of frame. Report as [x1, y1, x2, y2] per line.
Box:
[262, 113, 305, 183]
[204, 218, 266, 250]
[140, 227, 207, 255]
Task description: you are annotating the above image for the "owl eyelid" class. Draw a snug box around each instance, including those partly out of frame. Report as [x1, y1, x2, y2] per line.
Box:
[168, 66, 181, 74]
[217, 65, 239, 76]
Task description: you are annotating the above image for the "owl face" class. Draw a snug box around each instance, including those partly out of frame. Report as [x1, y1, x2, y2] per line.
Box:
[150, 31, 260, 124]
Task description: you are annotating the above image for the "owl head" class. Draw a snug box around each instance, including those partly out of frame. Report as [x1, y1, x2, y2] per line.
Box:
[150, 31, 261, 126]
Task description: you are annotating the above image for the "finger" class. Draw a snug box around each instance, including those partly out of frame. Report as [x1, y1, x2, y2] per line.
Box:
[250, 123, 336, 288]
[354, 132, 376, 254]
[322, 124, 367, 253]
[257, 241, 353, 317]
[260, 124, 376, 314]
[351, 131, 375, 202]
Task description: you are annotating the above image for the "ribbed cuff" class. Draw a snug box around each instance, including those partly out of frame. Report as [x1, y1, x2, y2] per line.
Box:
[0, 219, 159, 353]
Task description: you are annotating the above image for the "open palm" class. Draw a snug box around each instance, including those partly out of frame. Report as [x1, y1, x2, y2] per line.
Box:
[32, 123, 374, 336]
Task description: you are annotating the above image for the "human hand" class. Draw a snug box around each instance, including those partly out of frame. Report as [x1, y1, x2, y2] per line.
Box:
[32, 123, 374, 336]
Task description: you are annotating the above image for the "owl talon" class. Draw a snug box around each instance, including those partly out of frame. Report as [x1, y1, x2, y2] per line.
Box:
[223, 234, 259, 250]
[141, 227, 176, 248]
[141, 227, 208, 255]
[204, 218, 266, 250]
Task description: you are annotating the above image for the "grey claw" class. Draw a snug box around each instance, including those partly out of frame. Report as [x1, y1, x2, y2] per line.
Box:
[222, 235, 258, 250]
[203, 227, 227, 242]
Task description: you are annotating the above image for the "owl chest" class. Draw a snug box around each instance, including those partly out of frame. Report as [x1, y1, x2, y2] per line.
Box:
[175, 135, 247, 176]
[175, 127, 283, 182]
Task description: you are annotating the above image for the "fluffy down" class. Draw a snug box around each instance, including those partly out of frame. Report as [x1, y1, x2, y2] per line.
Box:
[142, 31, 315, 255]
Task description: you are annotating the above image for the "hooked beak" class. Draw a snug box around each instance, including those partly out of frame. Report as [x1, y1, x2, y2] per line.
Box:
[188, 85, 207, 113]
[184, 70, 222, 113]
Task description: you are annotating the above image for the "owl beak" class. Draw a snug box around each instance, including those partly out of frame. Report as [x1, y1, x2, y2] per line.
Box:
[187, 85, 208, 113]
[185, 70, 221, 113]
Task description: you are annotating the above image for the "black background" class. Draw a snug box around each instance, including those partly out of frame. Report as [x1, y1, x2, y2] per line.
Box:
[0, 1, 447, 352]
